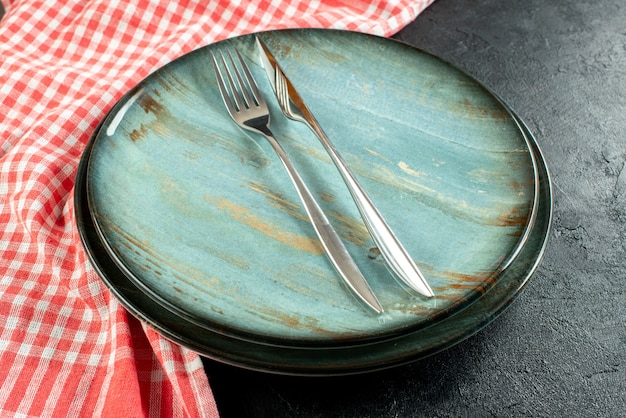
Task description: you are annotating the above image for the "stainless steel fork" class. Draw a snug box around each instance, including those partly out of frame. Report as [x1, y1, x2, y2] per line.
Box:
[211, 47, 383, 313]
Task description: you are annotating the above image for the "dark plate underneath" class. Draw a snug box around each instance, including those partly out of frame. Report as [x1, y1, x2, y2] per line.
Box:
[75, 111, 552, 375]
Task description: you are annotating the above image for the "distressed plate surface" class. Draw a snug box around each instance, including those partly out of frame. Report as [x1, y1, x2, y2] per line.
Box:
[75, 109, 551, 374]
[86, 29, 537, 347]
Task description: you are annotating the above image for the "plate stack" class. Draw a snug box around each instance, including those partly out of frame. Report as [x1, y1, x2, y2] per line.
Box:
[75, 29, 552, 375]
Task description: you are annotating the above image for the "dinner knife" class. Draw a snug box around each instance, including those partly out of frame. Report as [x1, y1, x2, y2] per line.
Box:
[256, 36, 434, 298]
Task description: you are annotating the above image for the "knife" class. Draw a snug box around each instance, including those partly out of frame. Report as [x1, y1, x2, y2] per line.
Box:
[256, 36, 434, 298]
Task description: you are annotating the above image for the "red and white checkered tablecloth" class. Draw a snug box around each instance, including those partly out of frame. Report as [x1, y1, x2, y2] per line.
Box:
[0, 0, 434, 416]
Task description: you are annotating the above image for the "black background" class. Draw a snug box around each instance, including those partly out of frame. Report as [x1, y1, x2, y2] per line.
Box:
[204, 1, 625, 416]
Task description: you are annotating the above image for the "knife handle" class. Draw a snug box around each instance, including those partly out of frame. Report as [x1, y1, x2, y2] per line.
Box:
[306, 120, 435, 298]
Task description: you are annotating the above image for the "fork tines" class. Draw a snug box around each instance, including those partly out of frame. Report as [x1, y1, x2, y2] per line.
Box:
[211, 47, 263, 113]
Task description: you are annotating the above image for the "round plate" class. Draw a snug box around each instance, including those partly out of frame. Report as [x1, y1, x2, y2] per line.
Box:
[85, 29, 538, 347]
[75, 108, 551, 375]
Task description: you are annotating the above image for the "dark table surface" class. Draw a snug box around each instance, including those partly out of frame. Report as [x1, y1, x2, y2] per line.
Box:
[3, 1, 623, 416]
[202, 0, 625, 416]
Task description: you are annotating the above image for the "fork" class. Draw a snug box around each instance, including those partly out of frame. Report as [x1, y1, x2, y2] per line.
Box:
[210, 47, 383, 314]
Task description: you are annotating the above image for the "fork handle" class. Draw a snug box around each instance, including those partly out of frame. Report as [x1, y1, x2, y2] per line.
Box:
[256, 127, 383, 314]
[306, 120, 435, 298]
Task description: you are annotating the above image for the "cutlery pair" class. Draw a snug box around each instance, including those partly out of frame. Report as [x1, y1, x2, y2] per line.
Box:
[210, 38, 433, 313]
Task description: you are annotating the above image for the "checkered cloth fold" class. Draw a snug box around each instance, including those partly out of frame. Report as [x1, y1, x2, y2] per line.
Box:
[0, 0, 433, 416]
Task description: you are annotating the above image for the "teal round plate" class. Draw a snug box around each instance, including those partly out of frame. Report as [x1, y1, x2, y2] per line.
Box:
[85, 29, 539, 348]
